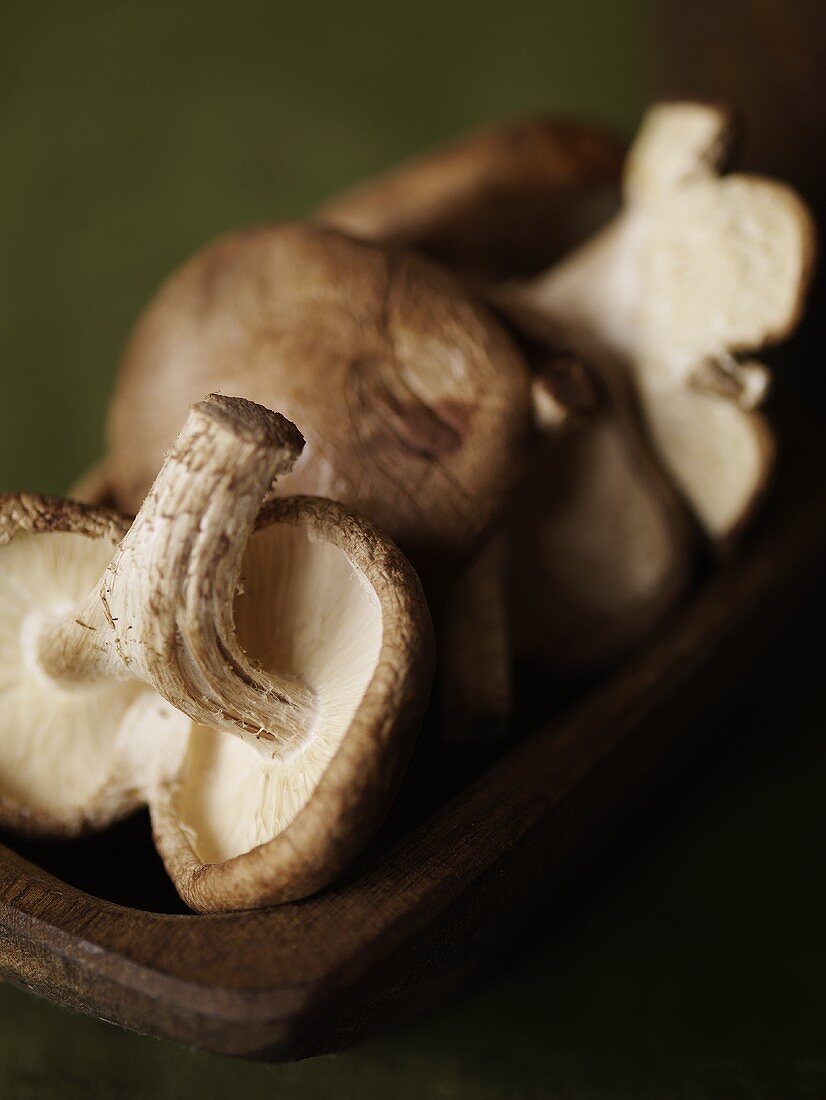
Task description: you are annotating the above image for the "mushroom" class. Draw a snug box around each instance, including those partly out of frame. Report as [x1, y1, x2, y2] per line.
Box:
[514, 101, 816, 544]
[102, 222, 531, 730]
[499, 309, 694, 671]
[327, 103, 812, 666]
[105, 223, 530, 585]
[318, 114, 623, 282]
[500, 352, 689, 669]
[318, 115, 695, 670]
[0, 496, 154, 836]
[0, 395, 434, 911]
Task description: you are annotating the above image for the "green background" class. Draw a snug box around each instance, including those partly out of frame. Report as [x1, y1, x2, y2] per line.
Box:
[1, 2, 825, 1097]
[0, 0, 646, 496]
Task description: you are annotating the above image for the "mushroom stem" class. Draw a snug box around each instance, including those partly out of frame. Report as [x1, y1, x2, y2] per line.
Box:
[36, 395, 317, 757]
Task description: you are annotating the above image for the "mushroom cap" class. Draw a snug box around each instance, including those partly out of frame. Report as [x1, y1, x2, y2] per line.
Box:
[487, 299, 694, 671]
[318, 116, 623, 281]
[0, 494, 186, 837]
[106, 223, 531, 582]
[508, 404, 692, 668]
[149, 496, 433, 912]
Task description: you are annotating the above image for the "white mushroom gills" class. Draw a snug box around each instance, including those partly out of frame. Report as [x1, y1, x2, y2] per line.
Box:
[0, 396, 428, 908]
[171, 518, 384, 862]
[0, 525, 147, 831]
[33, 395, 317, 759]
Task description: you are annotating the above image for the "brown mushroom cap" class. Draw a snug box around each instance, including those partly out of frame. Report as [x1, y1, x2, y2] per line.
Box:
[106, 223, 531, 586]
[318, 116, 623, 281]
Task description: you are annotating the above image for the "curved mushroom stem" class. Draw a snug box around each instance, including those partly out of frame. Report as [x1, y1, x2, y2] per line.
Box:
[37, 394, 316, 758]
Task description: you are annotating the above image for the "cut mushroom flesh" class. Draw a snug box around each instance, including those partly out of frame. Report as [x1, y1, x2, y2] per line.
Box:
[516, 101, 816, 543]
[0, 396, 434, 911]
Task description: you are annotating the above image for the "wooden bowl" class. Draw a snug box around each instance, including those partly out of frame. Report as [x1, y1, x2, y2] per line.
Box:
[0, 401, 824, 1062]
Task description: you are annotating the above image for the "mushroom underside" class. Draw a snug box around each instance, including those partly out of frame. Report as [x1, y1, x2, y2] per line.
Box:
[165, 519, 383, 865]
[0, 530, 146, 833]
[106, 224, 530, 572]
[0, 517, 386, 872]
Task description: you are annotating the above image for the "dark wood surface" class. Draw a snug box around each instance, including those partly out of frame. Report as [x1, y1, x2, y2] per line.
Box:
[0, 407, 824, 1062]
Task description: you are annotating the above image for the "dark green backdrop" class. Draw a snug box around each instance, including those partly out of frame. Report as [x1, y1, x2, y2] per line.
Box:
[2, 3, 825, 1098]
[0, 0, 647, 495]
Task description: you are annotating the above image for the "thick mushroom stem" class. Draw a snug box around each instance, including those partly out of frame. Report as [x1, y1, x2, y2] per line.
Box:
[36, 394, 317, 758]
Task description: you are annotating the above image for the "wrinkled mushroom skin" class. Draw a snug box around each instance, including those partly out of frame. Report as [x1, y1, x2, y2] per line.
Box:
[107, 224, 531, 594]
[319, 116, 623, 282]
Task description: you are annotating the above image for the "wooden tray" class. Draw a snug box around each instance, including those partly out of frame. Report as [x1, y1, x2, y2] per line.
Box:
[0, 407, 824, 1063]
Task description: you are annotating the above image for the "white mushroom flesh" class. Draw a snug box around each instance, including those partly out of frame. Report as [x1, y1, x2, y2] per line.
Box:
[0, 531, 146, 826]
[521, 102, 813, 542]
[171, 522, 383, 863]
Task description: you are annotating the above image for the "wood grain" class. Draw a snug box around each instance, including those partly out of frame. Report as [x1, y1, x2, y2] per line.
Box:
[0, 407, 824, 1062]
